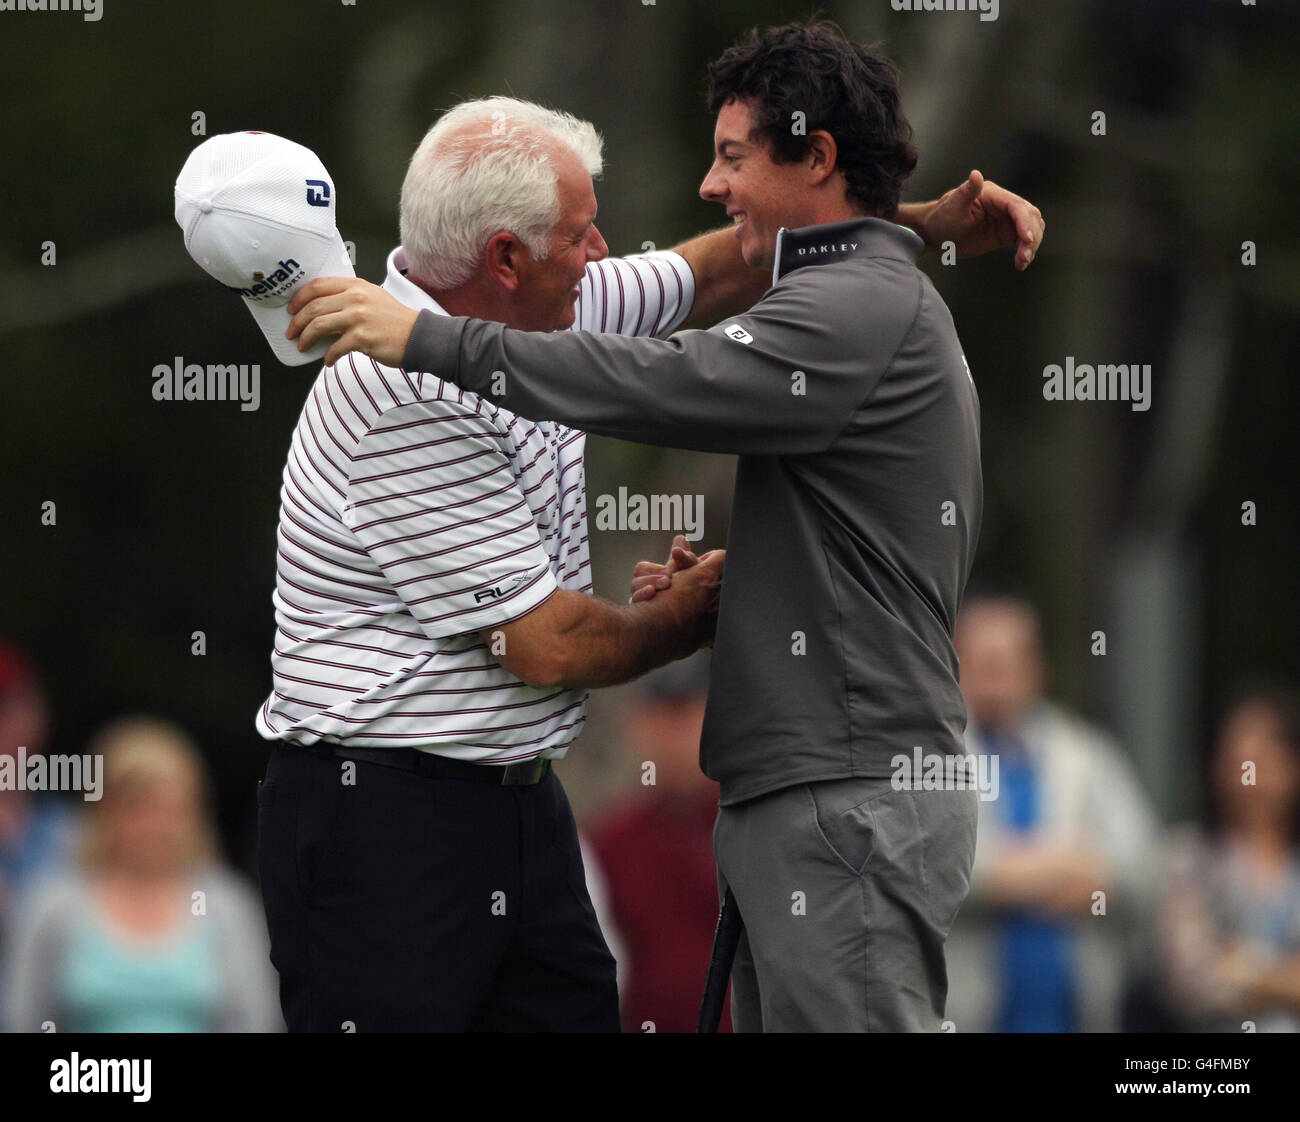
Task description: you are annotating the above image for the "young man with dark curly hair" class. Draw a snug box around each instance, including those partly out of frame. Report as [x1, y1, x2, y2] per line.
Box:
[286, 20, 1045, 1031]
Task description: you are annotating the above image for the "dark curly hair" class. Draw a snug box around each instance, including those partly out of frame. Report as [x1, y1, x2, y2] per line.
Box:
[706, 20, 918, 218]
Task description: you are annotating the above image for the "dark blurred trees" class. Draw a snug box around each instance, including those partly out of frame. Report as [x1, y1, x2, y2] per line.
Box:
[1, 0, 1295, 855]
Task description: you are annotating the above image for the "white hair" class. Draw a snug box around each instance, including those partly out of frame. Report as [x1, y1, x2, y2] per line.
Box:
[399, 96, 604, 291]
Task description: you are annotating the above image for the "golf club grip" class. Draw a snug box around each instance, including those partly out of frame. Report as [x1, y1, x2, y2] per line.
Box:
[697, 887, 742, 1033]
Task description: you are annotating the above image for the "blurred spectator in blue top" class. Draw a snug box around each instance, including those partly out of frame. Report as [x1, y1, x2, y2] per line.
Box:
[944, 595, 1160, 1033]
[3, 716, 281, 1032]
[0, 639, 78, 1005]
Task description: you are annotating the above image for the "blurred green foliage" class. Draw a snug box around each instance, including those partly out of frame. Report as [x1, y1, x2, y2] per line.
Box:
[1, 0, 1296, 851]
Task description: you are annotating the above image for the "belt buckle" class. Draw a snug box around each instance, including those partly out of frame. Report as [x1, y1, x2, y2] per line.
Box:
[500, 758, 546, 786]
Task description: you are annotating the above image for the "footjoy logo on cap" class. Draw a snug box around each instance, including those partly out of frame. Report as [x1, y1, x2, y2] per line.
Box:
[305, 180, 331, 207]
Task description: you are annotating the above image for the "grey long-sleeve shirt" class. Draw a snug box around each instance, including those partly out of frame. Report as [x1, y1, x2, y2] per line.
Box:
[402, 217, 982, 805]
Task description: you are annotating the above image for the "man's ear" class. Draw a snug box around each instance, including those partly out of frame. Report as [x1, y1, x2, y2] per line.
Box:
[805, 130, 839, 187]
[484, 231, 525, 293]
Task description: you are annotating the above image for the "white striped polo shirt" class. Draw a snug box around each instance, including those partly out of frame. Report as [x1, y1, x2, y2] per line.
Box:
[255, 245, 695, 762]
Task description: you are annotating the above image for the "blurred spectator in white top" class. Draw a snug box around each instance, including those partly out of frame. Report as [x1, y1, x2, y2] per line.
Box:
[1158, 687, 1300, 1032]
[3, 716, 281, 1032]
[944, 594, 1160, 1032]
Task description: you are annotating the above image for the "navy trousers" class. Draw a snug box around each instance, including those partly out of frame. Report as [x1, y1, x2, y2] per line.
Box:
[256, 745, 619, 1032]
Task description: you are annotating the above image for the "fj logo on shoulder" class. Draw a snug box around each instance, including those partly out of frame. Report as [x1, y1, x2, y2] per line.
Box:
[723, 323, 753, 344]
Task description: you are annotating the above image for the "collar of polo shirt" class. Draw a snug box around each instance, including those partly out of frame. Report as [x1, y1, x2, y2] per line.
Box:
[385, 247, 451, 319]
[772, 216, 924, 284]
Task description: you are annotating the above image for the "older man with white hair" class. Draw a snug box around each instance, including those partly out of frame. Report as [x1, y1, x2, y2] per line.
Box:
[256, 96, 732, 1033]
[260, 95, 1041, 1032]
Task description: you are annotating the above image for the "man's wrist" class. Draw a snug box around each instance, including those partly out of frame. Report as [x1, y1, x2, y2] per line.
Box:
[623, 589, 702, 664]
[403, 308, 467, 379]
[892, 200, 935, 246]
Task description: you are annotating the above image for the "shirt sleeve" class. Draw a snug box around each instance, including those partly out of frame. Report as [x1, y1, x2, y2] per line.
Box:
[402, 267, 918, 457]
[343, 398, 558, 639]
[575, 250, 696, 339]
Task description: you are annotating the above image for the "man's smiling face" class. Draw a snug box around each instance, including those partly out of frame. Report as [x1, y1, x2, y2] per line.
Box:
[514, 146, 608, 331]
[698, 98, 814, 273]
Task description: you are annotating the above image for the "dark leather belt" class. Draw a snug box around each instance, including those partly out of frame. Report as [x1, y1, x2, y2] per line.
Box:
[289, 741, 551, 786]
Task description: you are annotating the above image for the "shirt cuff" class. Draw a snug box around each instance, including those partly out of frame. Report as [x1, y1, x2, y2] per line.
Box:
[403, 309, 467, 381]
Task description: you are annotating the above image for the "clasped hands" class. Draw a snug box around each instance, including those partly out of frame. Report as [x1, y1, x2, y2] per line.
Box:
[629, 534, 725, 648]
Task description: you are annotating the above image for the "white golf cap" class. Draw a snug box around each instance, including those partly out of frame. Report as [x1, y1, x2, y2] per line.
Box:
[174, 131, 355, 366]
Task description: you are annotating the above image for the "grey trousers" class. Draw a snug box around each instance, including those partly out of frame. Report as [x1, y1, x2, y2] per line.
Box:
[714, 775, 979, 1032]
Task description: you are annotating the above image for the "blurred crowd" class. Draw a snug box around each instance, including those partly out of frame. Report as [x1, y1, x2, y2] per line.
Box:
[0, 642, 280, 1032]
[3, 600, 1299, 1033]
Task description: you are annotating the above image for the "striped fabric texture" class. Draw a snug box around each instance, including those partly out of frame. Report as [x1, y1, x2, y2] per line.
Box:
[256, 246, 694, 762]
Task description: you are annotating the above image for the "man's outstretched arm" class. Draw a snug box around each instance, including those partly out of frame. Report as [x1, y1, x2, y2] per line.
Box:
[283, 170, 1044, 366]
[307, 272, 906, 458]
[670, 168, 1044, 329]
